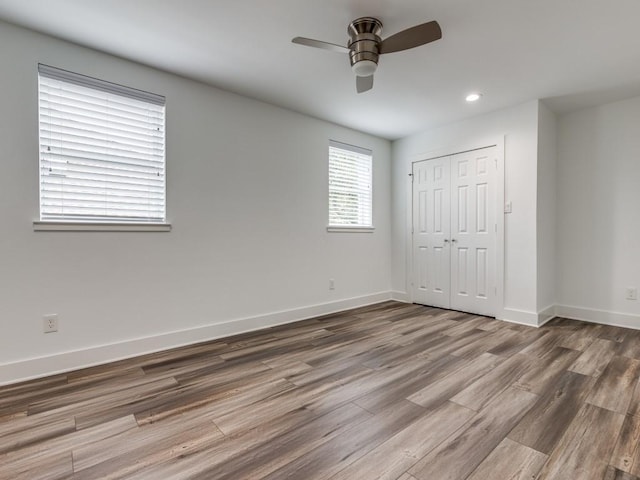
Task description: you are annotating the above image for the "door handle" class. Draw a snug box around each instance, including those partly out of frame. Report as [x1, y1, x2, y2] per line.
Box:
[451, 238, 457, 243]
[444, 239, 450, 243]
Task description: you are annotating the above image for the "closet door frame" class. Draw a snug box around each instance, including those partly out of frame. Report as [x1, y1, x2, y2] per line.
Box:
[407, 137, 505, 318]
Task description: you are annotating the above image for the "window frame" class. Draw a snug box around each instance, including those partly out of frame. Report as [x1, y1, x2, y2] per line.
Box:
[327, 140, 374, 233]
[34, 64, 170, 232]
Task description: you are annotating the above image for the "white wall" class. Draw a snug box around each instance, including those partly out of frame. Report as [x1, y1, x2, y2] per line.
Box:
[391, 101, 540, 323]
[557, 96, 640, 327]
[0, 21, 391, 384]
[536, 102, 557, 318]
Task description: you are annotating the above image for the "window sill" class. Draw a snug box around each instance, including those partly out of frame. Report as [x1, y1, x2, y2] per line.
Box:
[327, 226, 375, 233]
[33, 221, 172, 232]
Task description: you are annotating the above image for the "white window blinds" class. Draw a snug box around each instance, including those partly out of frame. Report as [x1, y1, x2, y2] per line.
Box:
[328, 140, 373, 227]
[38, 64, 166, 223]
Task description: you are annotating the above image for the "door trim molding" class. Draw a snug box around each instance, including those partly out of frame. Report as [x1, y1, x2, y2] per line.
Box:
[407, 137, 505, 318]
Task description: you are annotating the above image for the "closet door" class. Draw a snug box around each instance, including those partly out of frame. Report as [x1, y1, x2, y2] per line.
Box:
[412, 157, 451, 308]
[450, 148, 497, 316]
[411, 146, 497, 317]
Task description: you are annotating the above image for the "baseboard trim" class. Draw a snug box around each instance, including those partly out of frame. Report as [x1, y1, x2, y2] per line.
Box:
[498, 305, 640, 330]
[555, 304, 640, 330]
[497, 308, 540, 327]
[0, 291, 392, 386]
[391, 291, 411, 303]
[537, 305, 556, 327]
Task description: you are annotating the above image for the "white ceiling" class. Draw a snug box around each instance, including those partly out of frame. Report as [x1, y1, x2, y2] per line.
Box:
[1, 0, 640, 140]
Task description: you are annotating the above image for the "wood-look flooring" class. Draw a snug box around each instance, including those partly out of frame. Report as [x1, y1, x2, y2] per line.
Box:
[2, 301, 640, 479]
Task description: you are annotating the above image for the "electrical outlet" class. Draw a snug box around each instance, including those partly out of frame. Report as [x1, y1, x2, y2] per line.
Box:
[626, 287, 638, 301]
[43, 314, 58, 333]
[329, 278, 335, 290]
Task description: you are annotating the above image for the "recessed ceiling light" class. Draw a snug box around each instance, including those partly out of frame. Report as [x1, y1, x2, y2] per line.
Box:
[466, 93, 482, 102]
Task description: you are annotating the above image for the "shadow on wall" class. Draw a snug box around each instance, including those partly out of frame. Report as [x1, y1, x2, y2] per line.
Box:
[544, 82, 640, 116]
[557, 106, 615, 313]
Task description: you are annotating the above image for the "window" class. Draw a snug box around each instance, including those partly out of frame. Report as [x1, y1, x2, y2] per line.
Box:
[328, 140, 373, 230]
[37, 64, 166, 228]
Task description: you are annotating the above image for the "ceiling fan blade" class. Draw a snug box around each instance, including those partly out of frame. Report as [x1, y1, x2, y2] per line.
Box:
[291, 37, 349, 54]
[356, 75, 374, 94]
[379, 21, 442, 54]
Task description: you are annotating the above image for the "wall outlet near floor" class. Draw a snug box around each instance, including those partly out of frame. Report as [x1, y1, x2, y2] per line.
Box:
[329, 278, 335, 290]
[43, 314, 59, 333]
[626, 287, 638, 301]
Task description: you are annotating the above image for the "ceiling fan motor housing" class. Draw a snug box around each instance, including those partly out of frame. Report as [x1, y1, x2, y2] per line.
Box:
[348, 17, 382, 77]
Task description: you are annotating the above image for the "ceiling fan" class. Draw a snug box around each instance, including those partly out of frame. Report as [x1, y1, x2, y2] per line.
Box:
[292, 17, 442, 93]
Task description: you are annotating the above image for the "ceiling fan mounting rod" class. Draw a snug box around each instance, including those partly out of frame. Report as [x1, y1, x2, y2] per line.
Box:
[347, 17, 383, 37]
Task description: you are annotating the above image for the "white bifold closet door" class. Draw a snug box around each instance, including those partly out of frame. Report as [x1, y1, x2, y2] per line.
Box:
[412, 147, 497, 317]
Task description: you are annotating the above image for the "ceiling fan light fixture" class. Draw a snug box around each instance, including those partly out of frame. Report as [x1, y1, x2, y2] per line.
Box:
[466, 93, 482, 102]
[292, 16, 442, 93]
[352, 59, 378, 77]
